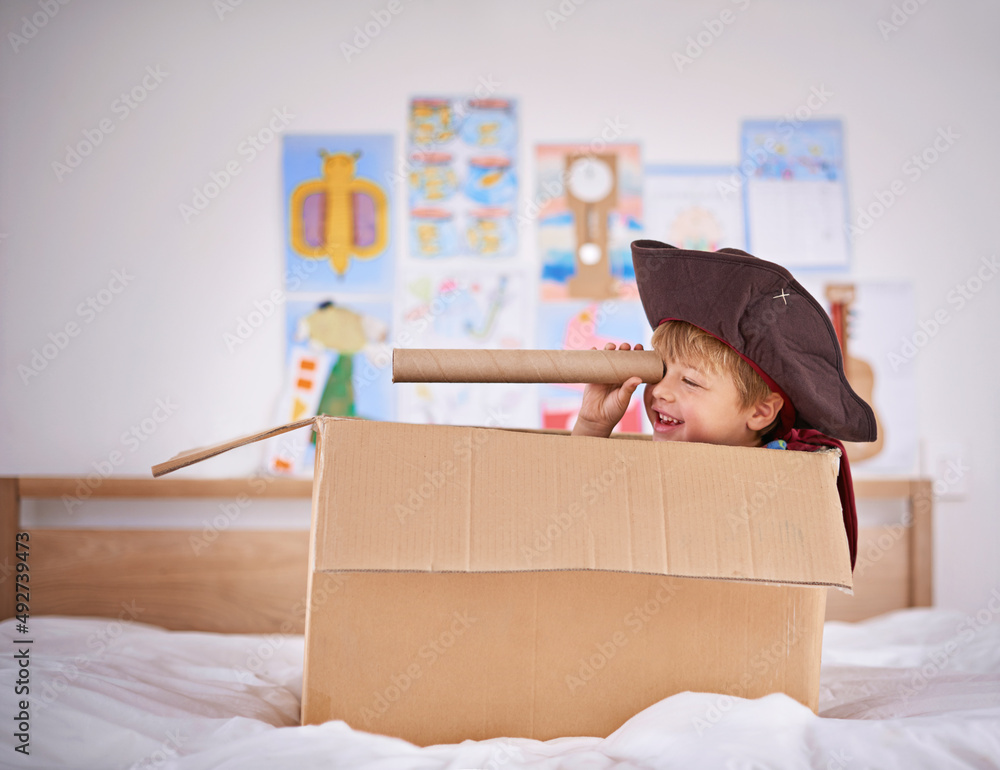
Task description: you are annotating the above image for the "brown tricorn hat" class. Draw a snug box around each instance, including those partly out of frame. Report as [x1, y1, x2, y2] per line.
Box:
[632, 240, 877, 443]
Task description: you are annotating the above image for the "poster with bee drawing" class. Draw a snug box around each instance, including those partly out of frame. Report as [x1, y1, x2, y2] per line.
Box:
[283, 134, 395, 294]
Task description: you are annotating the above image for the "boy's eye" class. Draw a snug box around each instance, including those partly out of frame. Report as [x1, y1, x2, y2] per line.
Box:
[682, 377, 700, 388]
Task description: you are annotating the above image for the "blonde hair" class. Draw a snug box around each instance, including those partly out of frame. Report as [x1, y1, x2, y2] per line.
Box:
[651, 321, 773, 410]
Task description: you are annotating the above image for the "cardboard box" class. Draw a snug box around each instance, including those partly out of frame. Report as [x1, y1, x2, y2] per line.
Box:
[155, 416, 852, 746]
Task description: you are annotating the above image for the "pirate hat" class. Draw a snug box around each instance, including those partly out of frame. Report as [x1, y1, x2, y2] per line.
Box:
[631, 240, 876, 443]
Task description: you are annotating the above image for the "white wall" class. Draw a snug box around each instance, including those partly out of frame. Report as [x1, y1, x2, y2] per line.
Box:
[1, 0, 997, 612]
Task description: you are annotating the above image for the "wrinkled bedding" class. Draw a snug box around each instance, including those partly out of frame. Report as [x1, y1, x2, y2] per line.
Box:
[2, 608, 998, 769]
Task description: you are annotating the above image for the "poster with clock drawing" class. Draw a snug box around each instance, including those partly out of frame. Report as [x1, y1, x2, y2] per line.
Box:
[536, 143, 643, 301]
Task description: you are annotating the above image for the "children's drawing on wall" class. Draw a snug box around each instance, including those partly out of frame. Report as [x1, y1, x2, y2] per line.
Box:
[398, 271, 526, 348]
[407, 97, 518, 258]
[267, 299, 393, 475]
[283, 134, 394, 293]
[397, 381, 535, 430]
[644, 165, 746, 251]
[799, 278, 918, 475]
[535, 300, 649, 433]
[537, 143, 642, 301]
[740, 119, 849, 270]
[394, 270, 536, 428]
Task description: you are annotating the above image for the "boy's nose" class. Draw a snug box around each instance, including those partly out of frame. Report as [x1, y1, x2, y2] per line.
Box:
[651, 377, 675, 402]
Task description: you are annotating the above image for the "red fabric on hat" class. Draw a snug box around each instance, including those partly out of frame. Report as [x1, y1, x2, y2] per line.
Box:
[784, 429, 858, 571]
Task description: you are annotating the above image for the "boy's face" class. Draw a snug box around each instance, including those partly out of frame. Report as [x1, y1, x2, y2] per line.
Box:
[643, 356, 761, 447]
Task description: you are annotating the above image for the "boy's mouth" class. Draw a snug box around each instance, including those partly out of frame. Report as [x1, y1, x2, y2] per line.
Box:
[654, 410, 684, 429]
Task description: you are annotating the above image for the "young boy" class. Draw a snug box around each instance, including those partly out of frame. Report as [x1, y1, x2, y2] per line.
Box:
[573, 240, 878, 569]
[571, 323, 785, 449]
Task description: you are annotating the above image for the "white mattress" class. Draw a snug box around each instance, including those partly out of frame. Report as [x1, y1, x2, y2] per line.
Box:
[2, 609, 998, 769]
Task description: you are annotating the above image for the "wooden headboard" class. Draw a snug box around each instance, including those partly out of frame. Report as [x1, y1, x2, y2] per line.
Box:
[827, 478, 933, 621]
[0, 476, 932, 632]
[0, 477, 312, 634]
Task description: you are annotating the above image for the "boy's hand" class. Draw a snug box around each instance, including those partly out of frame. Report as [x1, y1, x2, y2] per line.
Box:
[571, 342, 644, 438]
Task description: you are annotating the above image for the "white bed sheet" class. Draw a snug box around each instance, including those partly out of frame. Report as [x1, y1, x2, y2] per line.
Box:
[2, 609, 998, 769]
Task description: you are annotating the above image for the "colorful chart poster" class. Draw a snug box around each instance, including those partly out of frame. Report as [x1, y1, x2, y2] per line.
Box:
[395, 269, 536, 428]
[407, 97, 518, 258]
[644, 165, 746, 251]
[741, 120, 849, 269]
[535, 300, 650, 433]
[537, 143, 643, 301]
[799, 277, 918, 475]
[283, 134, 395, 294]
[266, 298, 394, 476]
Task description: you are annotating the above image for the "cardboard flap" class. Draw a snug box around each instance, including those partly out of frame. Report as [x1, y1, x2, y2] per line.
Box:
[151, 417, 316, 477]
[311, 418, 853, 589]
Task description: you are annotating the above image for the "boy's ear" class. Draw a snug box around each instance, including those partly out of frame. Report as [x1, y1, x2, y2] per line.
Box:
[747, 392, 784, 432]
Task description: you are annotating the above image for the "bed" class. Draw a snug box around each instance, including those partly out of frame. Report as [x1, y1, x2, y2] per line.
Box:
[3, 475, 998, 768]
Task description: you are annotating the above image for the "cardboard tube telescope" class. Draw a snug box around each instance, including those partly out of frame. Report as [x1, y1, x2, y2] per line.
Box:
[392, 348, 664, 384]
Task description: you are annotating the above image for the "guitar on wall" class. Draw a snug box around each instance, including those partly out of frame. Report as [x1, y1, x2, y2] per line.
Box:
[825, 284, 885, 462]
